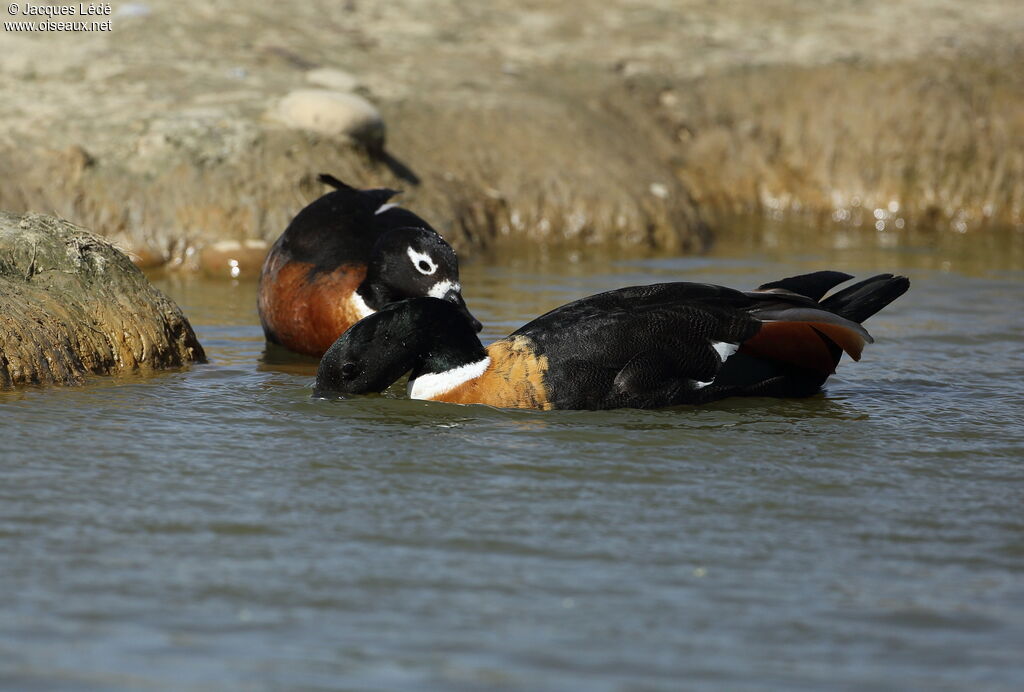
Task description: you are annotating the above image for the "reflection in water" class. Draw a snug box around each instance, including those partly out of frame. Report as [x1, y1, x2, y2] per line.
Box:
[257, 343, 320, 377]
[3, 221, 1024, 690]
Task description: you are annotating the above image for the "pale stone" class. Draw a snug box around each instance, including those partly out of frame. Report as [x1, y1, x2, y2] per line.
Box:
[276, 89, 385, 148]
[305, 68, 362, 92]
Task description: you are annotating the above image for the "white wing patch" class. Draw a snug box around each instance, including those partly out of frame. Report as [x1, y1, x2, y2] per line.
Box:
[375, 202, 399, 215]
[427, 279, 460, 299]
[409, 357, 491, 400]
[712, 341, 739, 362]
[349, 291, 374, 319]
[407, 247, 438, 275]
[695, 342, 738, 389]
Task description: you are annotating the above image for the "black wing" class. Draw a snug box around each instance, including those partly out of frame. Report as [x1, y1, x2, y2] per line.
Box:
[280, 175, 434, 269]
[512, 283, 762, 408]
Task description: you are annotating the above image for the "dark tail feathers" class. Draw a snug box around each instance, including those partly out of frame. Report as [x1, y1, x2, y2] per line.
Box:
[317, 173, 355, 191]
[317, 173, 401, 209]
[757, 271, 854, 302]
[758, 270, 910, 323]
[820, 274, 910, 323]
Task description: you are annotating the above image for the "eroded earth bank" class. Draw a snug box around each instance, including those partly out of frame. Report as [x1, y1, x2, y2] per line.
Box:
[1, 0, 1021, 273]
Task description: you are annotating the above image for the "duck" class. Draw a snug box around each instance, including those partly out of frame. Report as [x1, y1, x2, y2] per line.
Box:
[258, 174, 480, 357]
[314, 271, 910, 410]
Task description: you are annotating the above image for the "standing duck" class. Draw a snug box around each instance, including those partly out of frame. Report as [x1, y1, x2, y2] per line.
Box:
[258, 174, 480, 357]
[314, 271, 909, 410]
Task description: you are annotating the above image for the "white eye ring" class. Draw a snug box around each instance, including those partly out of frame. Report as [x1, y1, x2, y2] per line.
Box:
[407, 247, 437, 275]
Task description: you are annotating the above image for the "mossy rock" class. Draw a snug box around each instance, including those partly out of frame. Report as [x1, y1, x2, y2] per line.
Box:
[0, 210, 205, 388]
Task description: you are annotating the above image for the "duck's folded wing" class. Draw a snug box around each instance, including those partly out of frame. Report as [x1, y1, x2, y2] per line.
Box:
[518, 300, 760, 408]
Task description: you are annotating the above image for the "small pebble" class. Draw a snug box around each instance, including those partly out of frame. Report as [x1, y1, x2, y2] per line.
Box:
[649, 182, 669, 199]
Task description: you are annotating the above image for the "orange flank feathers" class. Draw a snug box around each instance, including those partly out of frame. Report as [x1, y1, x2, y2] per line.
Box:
[431, 336, 553, 409]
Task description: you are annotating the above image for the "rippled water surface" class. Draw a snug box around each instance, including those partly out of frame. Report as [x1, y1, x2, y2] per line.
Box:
[2, 228, 1024, 690]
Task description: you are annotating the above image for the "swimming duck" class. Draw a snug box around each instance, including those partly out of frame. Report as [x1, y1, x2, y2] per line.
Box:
[258, 174, 480, 357]
[314, 271, 909, 410]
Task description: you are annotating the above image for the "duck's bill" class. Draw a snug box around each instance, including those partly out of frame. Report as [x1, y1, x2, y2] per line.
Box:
[443, 289, 483, 332]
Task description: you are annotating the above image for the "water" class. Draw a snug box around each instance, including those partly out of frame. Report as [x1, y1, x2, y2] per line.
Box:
[2, 227, 1024, 690]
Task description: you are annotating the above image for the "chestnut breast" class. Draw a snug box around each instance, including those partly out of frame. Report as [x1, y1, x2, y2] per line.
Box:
[258, 255, 368, 357]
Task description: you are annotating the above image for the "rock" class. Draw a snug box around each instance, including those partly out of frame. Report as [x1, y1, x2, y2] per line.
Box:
[305, 68, 362, 93]
[0, 211, 205, 389]
[275, 89, 385, 149]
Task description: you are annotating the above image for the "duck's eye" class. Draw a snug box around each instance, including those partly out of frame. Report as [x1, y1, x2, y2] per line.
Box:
[341, 362, 358, 379]
[418, 261, 431, 272]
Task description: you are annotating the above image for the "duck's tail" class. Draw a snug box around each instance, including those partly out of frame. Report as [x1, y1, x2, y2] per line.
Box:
[740, 271, 910, 374]
[820, 273, 911, 323]
[755, 270, 910, 323]
[755, 270, 854, 302]
[317, 173, 355, 191]
[317, 173, 402, 213]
